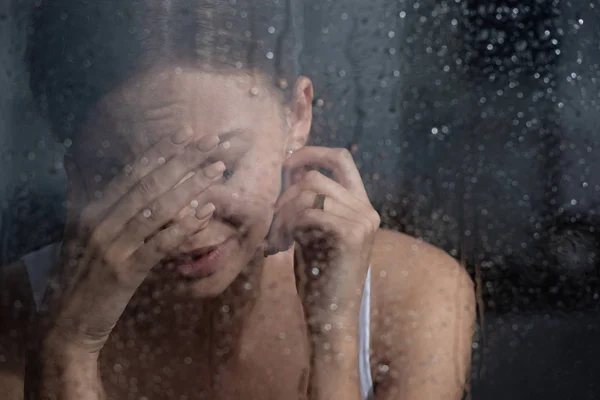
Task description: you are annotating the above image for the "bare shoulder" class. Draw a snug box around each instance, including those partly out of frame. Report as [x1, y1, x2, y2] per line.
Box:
[369, 228, 473, 302]
[367, 229, 475, 398]
[0, 260, 34, 399]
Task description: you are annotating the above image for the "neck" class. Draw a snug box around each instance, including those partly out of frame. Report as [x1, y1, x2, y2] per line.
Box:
[108, 248, 295, 373]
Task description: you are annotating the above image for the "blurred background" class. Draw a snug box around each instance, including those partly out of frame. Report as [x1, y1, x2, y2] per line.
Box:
[2, 0, 600, 398]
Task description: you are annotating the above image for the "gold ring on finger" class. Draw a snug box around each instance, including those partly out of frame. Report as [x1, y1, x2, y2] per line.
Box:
[312, 193, 326, 211]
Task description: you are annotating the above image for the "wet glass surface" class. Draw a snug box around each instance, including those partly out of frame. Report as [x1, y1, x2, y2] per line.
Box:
[2, 0, 600, 399]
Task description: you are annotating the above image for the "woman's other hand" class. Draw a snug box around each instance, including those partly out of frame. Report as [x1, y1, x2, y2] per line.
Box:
[267, 146, 380, 399]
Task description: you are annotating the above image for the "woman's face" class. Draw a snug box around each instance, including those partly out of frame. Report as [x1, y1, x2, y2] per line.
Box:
[70, 66, 312, 297]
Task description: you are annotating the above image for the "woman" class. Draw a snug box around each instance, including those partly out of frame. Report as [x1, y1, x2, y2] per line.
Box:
[0, 0, 475, 399]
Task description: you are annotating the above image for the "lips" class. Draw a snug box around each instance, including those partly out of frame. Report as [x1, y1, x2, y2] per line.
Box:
[168, 238, 231, 279]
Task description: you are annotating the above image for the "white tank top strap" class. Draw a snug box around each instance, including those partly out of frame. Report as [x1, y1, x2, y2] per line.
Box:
[358, 267, 374, 399]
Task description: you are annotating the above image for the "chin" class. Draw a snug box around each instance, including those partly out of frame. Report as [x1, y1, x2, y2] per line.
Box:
[175, 270, 241, 298]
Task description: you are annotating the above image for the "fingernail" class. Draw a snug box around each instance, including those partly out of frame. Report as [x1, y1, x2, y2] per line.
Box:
[197, 135, 220, 152]
[195, 202, 215, 220]
[204, 161, 226, 179]
[172, 126, 193, 144]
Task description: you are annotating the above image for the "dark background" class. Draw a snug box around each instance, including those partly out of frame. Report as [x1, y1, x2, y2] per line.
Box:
[3, 0, 600, 398]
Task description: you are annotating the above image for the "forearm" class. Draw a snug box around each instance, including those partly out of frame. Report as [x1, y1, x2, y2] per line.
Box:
[25, 333, 106, 400]
[308, 315, 363, 400]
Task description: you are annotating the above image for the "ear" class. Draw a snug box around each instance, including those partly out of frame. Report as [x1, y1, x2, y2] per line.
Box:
[284, 76, 313, 153]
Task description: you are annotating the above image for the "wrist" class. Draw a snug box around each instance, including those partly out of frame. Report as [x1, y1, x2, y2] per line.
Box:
[309, 344, 362, 400]
[27, 331, 104, 400]
[43, 320, 108, 358]
[308, 316, 362, 400]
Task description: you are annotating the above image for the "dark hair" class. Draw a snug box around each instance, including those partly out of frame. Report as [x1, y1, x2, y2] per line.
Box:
[27, 0, 300, 143]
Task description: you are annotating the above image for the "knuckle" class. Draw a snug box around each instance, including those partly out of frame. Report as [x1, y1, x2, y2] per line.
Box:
[154, 232, 178, 255]
[299, 189, 316, 205]
[123, 163, 141, 184]
[336, 147, 353, 162]
[130, 250, 152, 272]
[374, 214, 381, 229]
[88, 229, 106, 251]
[147, 200, 169, 221]
[137, 175, 160, 197]
[369, 210, 381, 229]
[101, 247, 121, 267]
[346, 222, 366, 244]
[304, 169, 321, 183]
[110, 265, 135, 287]
[180, 147, 200, 167]
[191, 170, 211, 188]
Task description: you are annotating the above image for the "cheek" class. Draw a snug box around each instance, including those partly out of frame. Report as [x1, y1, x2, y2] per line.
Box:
[226, 159, 282, 234]
[230, 155, 283, 200]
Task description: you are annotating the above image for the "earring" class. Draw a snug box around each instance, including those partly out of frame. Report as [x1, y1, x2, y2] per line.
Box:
[286, 147, 295, 154]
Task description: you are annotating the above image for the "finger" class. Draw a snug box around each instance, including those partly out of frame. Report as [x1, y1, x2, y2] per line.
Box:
[89, 138, 222, 247]
[203, 135, 253, 168]
[171, 137, 250, 190]
[129, 212, 215, 275]
[108, 198, 216, 262]
[191, 184, 272, 235]
[267, 189, 359, 254]
[81, 126, 204, 226]
[276, 170, 380, 232]
[283, 146, 368, 201]
[276, 170, 367, 214]
[293, 209, 372, 265]
[107, 162, 226, 259]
